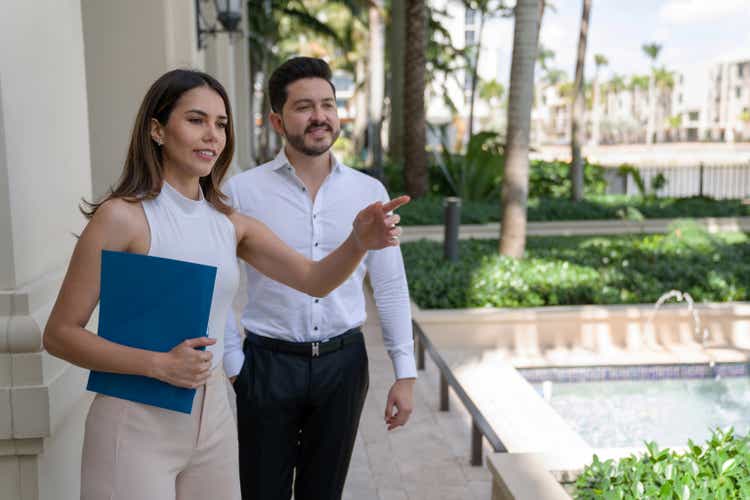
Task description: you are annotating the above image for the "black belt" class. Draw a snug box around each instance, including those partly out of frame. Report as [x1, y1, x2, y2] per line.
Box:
[244, 328, 363, 358]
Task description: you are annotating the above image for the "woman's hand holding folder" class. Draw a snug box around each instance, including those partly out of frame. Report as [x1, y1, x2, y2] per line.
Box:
[152, 337, 216, 388]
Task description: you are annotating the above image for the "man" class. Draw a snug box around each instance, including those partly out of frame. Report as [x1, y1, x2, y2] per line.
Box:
[224, 57, 417, 500]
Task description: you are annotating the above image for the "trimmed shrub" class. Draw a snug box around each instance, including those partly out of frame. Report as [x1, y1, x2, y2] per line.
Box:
[402, 226, 750, 309]
[575, 428, 750, 499]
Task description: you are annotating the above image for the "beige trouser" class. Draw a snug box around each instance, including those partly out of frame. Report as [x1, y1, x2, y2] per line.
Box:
[80, 366, 240, 500]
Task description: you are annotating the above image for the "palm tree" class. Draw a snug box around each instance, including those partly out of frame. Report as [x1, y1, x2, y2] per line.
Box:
[403, 0, 428, 198]
[499, 0, 540, 258]
[366, 0, 385, 178]
[388, 0, 406, 166]
[654, 66, 675, 140]
[642, 42, 662, 144]
[479, 79, 505, 103]
[545, 69, 567, 86]
[570, 0, 592, 202]
[591, 53, 608, 146]
[536, 44, 555, 73]
[667, 115, 682, 141]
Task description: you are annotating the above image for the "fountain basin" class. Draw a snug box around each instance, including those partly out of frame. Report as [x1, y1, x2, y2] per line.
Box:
[414, 301, 750, 367]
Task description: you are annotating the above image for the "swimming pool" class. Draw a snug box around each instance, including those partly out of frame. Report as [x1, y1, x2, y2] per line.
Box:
[531, 374, 750, 448]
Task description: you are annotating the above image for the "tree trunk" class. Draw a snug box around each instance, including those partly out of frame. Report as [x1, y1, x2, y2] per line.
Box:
[466, 12, 486, 141]
[591, 69, 600, 146]
[403, 0, 428, 198]
[352, 59, 368, 160]
[248, 50, 257, 164]
[647, 74, 655, 144]
[259, 73, 272, 162]
[569, 0, 591, 202]
[367, 0, 385, 179]
[499, 0, 539, 258]
[388, 0, 406, 167]
[535, 0, 546, 45]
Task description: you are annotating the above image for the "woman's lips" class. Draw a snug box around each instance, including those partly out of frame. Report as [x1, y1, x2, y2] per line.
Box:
[194, 149, 217, 161]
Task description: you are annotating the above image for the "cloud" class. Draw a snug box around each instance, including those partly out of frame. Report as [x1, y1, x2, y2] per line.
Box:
[659, 0, 747, 25]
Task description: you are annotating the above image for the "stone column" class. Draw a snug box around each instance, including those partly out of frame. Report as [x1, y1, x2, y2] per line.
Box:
[2, 1, 248, 493]
[0, 2, 93, 499]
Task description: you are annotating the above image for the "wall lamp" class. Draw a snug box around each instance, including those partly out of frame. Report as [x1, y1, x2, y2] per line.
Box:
[195, 0, 243, 50]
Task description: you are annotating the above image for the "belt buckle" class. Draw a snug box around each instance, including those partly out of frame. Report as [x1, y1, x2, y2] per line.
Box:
[312, 342, 320, 357]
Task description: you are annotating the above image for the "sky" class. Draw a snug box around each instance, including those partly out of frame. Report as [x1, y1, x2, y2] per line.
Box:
[536, 0, 750, 107]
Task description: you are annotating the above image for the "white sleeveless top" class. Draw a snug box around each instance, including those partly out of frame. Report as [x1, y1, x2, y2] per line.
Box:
[141, 182, 239, 368]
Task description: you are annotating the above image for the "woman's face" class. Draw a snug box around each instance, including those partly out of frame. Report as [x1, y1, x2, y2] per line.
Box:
[153, 85, 228, 179]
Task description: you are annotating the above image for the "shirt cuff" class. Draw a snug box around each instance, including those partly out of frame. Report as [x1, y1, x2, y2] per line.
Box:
[223, 350, 245, 378]
[391, 351, 418, 380]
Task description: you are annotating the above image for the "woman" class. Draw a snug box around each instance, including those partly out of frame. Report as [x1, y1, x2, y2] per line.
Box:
[42, 69, 407, 500]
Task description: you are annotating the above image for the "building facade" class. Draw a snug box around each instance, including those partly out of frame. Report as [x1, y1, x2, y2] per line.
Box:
[0, 2, 252, 499]
[705, 59, 750, 142]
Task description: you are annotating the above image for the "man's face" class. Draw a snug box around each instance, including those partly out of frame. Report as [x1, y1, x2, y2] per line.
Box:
[275, 77, 341, 157]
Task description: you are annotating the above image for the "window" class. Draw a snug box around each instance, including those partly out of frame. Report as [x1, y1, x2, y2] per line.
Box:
[737, 87, 742, 99]
[739, 64, 744, 77]
[678, 93, 683, 104]
[689, 111, 699, 121]
[465, 30, 476, 47]
[465, 8, 476, 25]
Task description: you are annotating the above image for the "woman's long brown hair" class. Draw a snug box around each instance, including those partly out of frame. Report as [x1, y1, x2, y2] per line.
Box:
[81, 69, 235, 218]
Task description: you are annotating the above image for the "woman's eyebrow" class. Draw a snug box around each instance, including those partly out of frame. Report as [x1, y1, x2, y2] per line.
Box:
[185, 109, 228, 120]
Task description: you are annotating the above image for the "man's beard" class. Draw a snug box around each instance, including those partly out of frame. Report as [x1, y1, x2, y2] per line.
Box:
[284, 121, 340, 157]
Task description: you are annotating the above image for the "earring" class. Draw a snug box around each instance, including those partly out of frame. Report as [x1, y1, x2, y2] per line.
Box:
[156, 139, 163, 147]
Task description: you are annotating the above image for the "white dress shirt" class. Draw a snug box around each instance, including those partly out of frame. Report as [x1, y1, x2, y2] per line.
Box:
[222, 149, 417, 380]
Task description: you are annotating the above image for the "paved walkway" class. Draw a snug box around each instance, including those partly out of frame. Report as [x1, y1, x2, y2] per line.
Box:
[341, 292, 492, 500]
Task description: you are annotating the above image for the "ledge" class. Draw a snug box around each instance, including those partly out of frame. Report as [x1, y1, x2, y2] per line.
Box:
[402, 216, 750, 242]
[488, 453, 571, 500]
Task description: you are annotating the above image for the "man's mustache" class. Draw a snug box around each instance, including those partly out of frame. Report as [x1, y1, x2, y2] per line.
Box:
[305, 122, 333, 133]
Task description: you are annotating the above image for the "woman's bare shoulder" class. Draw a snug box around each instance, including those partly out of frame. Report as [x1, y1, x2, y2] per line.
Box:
[86, 198, 149, 252]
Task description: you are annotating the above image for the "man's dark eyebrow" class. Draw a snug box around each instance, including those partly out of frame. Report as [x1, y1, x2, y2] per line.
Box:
[185, 109, 228, 120]
[291, 97, 335, 106]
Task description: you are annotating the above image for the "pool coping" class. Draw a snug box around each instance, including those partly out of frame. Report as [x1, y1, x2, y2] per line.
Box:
[518, 361, 750, 383]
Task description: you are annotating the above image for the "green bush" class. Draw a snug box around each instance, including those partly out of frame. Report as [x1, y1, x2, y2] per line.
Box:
[432, 131, 504, 201]
[402, 226, 750, 309]
[528, 158, 607, 198]
[397, 195, 750, 226]
[575, 428, 750, 499]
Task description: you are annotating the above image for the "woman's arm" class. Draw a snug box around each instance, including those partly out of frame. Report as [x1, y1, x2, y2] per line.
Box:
[231, 196, 409, 298]
[43, 199, 214, 389]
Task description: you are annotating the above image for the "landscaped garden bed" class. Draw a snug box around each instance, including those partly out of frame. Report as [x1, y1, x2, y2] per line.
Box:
[402, 222, 750, 309]
[575, 428, 750, 499]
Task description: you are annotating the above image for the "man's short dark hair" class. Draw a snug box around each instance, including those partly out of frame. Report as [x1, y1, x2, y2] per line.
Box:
[268, 57, 337, 113]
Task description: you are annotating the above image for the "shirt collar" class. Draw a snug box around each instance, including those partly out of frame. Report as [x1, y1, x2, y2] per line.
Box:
[271, 147, 344, 175]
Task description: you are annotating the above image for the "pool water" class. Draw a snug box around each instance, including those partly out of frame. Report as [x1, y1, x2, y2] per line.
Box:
[534, 377, 750, 448]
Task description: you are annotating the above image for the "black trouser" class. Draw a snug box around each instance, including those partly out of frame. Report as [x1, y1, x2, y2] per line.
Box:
[233, 329, 369, 500]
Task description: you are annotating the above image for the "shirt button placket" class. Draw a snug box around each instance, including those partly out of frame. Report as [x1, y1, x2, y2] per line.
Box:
[311, 189, 325, 340]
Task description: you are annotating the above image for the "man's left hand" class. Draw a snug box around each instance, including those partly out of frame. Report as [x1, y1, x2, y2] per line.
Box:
[384, 378, 415, 431]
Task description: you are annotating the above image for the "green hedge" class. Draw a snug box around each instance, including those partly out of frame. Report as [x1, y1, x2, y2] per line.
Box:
[398, 195, 750, 226]
[575, 428, 750, 499]
[402, 222, 750, 309]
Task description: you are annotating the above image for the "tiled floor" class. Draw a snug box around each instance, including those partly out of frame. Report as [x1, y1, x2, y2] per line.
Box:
[341, 294, 493, 500]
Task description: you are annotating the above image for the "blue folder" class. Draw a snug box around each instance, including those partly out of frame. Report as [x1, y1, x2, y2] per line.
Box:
[86, 250, 217, 414]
